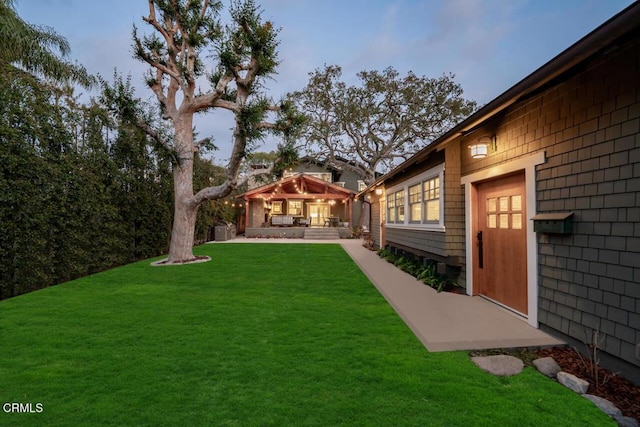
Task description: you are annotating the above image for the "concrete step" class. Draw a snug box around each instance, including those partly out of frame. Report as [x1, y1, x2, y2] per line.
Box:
[303, 228, 340, 240]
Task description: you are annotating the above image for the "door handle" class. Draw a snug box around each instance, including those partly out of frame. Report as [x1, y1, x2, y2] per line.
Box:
[477, 231, 483, 269]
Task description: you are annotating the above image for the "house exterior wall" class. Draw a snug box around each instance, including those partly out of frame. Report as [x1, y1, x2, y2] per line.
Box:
[292, 162, 332, 176]
[291, 161, 363, 226]
[247, 201, 267, 228]
[370, 198, 381, 246]
[459, 36, 640, 369]
[444, 143, 466, 285]
[385, 228, 447, 258]
[371, 151, 458, 271]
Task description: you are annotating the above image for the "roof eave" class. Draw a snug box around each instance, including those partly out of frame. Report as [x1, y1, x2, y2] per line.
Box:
[362, 2, 640, 192]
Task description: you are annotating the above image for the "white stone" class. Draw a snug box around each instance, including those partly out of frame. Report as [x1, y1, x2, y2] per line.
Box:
[471, 355, 524, 376]
[615, 416, 639, 427]
[557, 371, 589, 394]
[584, 394, 622, 418]
[532, 357, 562, 378]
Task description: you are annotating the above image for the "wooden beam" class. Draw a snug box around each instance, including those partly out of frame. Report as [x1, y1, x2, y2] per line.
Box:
[246, 193, 350, 200]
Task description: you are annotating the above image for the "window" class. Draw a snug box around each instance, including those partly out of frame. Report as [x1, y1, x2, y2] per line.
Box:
[423, 177, 440, 222]
[395, 190, 405, 222]
[387, 194, 396, 223]
[409, 184, 422, 222]
[288, 200, 302, 216]
[271, 201, 283, 214]
[357, 180, 367, 191]
[487, 195, 522, 230]
[383, 164, 444, 231]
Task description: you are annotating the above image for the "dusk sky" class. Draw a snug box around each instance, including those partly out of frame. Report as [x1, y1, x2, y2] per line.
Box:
[17, 0, 635, 164]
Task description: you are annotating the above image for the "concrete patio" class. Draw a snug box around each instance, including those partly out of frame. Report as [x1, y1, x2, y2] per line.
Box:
[213, 237, 564, 352]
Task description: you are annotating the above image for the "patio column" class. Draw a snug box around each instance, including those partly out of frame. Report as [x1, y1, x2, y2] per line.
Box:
[244, 197, 250, 229]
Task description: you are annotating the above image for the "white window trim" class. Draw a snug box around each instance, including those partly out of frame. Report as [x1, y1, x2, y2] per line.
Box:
[385, 163, 445, 232]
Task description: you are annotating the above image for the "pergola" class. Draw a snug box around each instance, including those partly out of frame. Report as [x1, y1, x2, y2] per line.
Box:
[238, 173, 356, 229]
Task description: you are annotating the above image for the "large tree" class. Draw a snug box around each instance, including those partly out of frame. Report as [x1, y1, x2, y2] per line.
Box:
[293, 65, 477, 184]
[128, 0, 301, 263]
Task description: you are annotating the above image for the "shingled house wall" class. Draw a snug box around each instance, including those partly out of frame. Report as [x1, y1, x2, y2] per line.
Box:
[461, 35, 640, 370]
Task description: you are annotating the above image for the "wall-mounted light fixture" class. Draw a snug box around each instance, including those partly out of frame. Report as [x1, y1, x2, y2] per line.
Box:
[469, 135, 497, 159]
[375, 188, 383, 195]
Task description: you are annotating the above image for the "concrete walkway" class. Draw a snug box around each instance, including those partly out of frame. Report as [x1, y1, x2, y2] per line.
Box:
[215, 237, 564, 352]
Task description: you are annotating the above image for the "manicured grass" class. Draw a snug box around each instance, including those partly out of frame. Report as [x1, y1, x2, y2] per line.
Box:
[1, 244, 612, 426]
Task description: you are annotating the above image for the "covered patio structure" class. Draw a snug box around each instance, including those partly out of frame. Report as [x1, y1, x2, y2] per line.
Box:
[237, 173, 356, 236]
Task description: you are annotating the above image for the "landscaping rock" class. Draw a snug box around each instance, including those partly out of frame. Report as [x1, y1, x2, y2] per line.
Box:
[584, 394, 622, 418]
[615, 416, 639, 427]
[532, 357, 561, 378]
[557, 371, 589, 394]
[471, 355, 524, 376]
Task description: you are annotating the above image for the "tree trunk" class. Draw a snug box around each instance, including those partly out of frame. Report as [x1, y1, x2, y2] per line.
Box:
[167, 155, 199, 263]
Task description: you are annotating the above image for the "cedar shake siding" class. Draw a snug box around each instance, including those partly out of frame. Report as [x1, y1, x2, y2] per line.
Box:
[361, 3, 640, 378]
[459, 31, 640, 370]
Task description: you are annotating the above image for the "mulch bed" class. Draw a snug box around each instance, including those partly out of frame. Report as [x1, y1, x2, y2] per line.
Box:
[537, 346, 640, 423]
[469, 347, 640, 422]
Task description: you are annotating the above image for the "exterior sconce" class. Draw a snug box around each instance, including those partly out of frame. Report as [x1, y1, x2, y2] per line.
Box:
[375, 188, 383, 195]
[469, 135, 496, 159]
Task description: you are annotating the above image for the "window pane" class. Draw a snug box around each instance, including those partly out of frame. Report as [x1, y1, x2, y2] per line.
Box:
[409, 184, 421, 203]
[488, 198, 497, 213]
[423, 177, 440, 222]
[409, 184, 421, 221]
[288, 200, 302, 215]
[426, 200, 439, 221]
[396, 190, 405, 222]
[511, 195, 522, 211]
[512, 213, 522, 229]
[411, 203, 421, 222]
[499, 197, 509, 212]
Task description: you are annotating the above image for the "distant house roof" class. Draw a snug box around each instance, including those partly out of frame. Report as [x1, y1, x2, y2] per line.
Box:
[365, 2, 640, 190]
[237, 173, 355, 200]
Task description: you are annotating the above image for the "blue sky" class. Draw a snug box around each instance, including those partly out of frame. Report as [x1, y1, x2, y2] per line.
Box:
[17, 0, 635, 163]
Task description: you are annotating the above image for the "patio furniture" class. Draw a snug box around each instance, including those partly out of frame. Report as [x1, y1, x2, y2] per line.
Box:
[297, 218, 310, 227]
[324, 216, 339, 227]
[271, 215, 294, 226]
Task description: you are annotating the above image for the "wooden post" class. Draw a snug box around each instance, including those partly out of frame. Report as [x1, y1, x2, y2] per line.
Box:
[245, 197, 250, 229]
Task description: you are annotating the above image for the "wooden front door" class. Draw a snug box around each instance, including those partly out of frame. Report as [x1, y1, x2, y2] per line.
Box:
[474, 172, 527, 314]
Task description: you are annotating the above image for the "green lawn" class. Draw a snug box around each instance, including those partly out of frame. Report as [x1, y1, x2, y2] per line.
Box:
[0, 244, 612, 426]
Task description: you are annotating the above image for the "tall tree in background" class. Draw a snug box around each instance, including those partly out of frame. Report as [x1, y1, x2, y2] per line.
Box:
[0, 0, 92, 86]
[128, 0, 301, 263]
[293, 65, 477, 184]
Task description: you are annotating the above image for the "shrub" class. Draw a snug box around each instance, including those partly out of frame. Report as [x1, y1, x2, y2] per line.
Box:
[378, 250, 454, 293]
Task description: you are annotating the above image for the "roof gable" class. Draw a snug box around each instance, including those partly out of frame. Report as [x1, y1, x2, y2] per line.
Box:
[238, 173, 355, 200]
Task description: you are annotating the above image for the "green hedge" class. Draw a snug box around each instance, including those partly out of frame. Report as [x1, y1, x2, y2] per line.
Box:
[0, 69, 225, 299]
